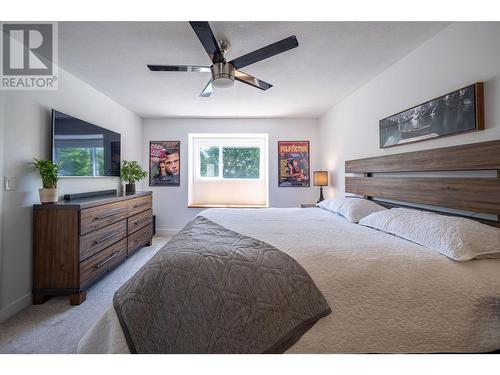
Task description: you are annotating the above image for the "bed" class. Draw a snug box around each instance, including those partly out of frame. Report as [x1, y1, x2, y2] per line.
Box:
[77, 139, 500, 354]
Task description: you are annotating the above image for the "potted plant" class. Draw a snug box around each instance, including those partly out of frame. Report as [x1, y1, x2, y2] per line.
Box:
[33, 158, 61, 204]
[121, 160, 148, 193]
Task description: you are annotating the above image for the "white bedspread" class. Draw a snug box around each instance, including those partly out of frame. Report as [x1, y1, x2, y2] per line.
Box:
[78, 208, 500, 353]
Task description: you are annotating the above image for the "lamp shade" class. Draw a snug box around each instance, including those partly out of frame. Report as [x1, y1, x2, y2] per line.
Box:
[313, 170, 329, 186]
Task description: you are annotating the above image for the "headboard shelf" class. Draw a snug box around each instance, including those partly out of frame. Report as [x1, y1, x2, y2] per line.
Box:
[345, 139, 500, 226]
[345, 139, 500, 173]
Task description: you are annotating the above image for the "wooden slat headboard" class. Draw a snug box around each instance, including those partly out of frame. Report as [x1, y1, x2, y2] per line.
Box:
[345, 139, 500, 227]
[346, 139, 500, 172]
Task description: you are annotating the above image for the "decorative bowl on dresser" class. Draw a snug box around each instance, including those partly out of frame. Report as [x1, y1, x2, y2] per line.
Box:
[33, 191, 154, 305]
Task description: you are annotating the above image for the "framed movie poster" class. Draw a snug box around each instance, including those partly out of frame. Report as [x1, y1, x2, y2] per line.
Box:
[149, 141, 180, 186]
[278, 141, 310, 187]
[379, 82, 484, 148]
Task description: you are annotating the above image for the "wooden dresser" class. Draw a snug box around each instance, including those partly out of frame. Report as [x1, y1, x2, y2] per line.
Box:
[33, 191, 153, 305]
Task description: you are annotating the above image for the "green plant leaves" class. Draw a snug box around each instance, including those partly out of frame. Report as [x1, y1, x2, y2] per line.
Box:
[33, 158, 61, 189]
[121, 160, 148, 184]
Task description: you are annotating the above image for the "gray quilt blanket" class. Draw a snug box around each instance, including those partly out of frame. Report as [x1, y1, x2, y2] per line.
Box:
[113, 216, 331, 353]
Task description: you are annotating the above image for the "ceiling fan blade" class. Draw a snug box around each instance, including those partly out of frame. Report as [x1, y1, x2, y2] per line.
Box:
[229, 35, 299, 70]
[200, 80, 213, 97]
[235, 70, 273, 91]
[189, 21, 224, 64]
[147, 65, 211, 73]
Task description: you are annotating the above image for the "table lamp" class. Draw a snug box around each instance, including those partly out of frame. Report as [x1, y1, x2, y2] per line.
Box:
[313, 170, 328, 203]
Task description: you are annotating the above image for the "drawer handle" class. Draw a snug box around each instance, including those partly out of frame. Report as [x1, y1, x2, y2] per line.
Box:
[93, 230, 121, 245]
[133, 217, 151, 226]
[133, 202, 149, 209]
[94, 209, 123, 220]
[94, 251, 122, 269]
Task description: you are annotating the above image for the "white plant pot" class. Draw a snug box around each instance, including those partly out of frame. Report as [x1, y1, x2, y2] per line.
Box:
[39, 188, 59, 204]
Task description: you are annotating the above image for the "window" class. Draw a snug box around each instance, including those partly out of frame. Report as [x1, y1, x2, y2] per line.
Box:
[198, 145, 261, 179]
[188, 134, 269, 207]
[199, 146, 219, 178]
[223, 147, 260, 179]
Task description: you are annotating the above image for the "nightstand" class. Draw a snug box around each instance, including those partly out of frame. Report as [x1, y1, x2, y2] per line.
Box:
[300, 204, 317, 208]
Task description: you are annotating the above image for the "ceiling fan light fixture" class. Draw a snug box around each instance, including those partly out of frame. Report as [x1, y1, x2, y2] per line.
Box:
[212, 76, 235, 88]
[211, 62, 235, 88]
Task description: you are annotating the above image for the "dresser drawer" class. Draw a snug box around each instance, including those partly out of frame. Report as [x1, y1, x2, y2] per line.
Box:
[80, 200, 129, 235]
[128, 222, 153, 255]
[80, 219, 127, 261]
[80, 238, 127, 285]
[128, 195, 152, 217]
[128, 209, 153, 234]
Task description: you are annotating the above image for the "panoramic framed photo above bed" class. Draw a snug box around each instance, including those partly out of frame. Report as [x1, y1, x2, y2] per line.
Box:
[379, 82, 484, 148]
[149, 141, 180, 186]
[278, 141, 310, 187]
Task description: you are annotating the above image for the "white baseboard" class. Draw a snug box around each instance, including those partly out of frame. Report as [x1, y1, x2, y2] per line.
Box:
[0, 292, 32, 323]
[156, 229, 180, 237]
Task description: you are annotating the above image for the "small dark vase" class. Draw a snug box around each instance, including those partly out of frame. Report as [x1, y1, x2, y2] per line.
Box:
[125, 183, 136, 194]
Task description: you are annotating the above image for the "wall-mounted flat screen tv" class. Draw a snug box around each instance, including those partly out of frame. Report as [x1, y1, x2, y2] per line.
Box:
[52, 110, 121, 177]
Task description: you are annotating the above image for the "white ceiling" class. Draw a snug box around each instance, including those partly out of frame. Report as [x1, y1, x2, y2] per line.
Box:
[59, 22, 449, 118]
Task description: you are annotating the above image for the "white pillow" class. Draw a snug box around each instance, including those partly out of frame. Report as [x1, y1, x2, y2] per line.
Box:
[359, 208, 500, 261]
[316, 197, 387, 223]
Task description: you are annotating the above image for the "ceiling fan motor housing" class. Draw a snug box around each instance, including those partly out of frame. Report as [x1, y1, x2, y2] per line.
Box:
[211, 62, 235, 88]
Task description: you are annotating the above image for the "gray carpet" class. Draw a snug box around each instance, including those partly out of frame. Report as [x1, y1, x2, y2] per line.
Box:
[0, 236, 170, 354]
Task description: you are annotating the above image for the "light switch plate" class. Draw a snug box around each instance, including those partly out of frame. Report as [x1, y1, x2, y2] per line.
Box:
[4, 176, 16, 191]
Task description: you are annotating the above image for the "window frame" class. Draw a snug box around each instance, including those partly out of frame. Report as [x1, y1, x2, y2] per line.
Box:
[188, 133, 269, 208]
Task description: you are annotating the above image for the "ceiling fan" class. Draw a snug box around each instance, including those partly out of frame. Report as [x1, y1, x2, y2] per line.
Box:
[147, 21, 299, 97]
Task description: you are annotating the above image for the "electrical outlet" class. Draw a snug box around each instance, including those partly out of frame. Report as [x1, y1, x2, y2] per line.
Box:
[4, 176, 16, 191]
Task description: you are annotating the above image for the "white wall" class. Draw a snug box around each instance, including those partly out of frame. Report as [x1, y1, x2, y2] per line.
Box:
[0, 92, 5, 312]
[0, 67, 143, 322]
[143, 118, 320, 232]
[319, 22, 500, 197]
